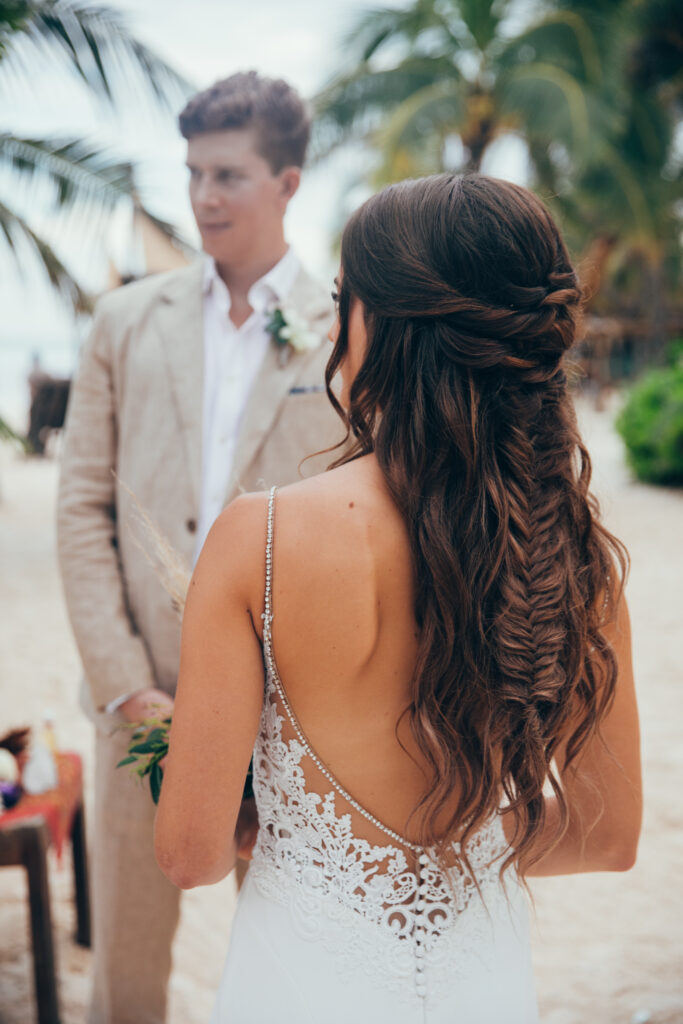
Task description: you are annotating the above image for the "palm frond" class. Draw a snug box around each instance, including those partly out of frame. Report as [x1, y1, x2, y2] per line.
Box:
[456, 0, 505, 53]
[0, 134, 195, 255]
[499, 11, 603, 86]
[3, 0, 193, 107]
[376, 77, 468, 161]
[0, 1, 31, 58]
[499, 61, 592, 158]
[0, 414, 31, 453]
[0, 133, 134, 208]
[340, 0, 465, 63]
[312, 54, 461, 161]
[0, 197, 92, 312]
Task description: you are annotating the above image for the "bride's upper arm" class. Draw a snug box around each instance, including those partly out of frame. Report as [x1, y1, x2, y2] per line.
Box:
[154, 493, 267, 889]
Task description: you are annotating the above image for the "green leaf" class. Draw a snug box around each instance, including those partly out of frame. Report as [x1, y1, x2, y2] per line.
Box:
[116, 755, 137, 768]
[0, 198, 92, 313]
[144, 728, 167, 746]
[150, 761, 163, 805]
[128, 739, 163, 755]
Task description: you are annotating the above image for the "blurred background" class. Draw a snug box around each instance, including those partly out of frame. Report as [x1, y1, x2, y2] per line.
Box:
[0, 1, 681, 1022]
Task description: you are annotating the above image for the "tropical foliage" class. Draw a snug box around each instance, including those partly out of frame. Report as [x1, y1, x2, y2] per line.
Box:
[617, 342, 683, 485]
[314, 0, 681, 313]
[0, 0, 193, 311]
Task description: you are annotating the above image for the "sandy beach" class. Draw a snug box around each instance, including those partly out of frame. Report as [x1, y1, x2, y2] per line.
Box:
[1, 395, 682, 1024]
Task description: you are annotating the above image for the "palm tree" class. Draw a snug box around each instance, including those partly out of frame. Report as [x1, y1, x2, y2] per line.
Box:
[313, 0, 620, 187]
[0, 0, 195, 312]
[315, 0, 681, 332]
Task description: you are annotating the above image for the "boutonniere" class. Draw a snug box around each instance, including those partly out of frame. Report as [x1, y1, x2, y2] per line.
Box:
[265, 305, 320, 367]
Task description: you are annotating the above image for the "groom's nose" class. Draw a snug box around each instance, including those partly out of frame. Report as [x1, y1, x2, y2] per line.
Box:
[192, 175, 222, 208]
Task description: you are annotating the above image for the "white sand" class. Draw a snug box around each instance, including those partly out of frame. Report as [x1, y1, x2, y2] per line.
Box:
[0, 397, 681, 1023]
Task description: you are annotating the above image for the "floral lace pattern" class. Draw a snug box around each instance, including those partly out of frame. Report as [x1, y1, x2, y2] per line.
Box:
[250, 671, 515, 1002]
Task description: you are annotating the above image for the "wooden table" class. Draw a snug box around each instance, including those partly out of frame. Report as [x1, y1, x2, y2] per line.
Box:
[0, 752, 91, 1024]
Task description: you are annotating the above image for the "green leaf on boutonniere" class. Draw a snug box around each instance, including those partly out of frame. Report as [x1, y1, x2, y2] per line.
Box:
[116, 755, 137, 768]
[265, 307, 288, 347]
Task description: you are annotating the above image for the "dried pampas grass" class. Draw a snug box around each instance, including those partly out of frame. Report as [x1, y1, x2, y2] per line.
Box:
[116, 476, 191, 615]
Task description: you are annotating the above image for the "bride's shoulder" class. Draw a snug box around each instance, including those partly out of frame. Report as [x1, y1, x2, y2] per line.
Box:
[277, 457, 388, 529]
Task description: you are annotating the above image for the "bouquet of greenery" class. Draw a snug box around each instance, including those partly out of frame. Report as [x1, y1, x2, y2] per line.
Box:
[117, 715, 171, 804]
[117, 713, 254, 805]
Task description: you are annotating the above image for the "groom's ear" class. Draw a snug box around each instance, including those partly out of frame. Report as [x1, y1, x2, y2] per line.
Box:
[278, 166, 301, 203]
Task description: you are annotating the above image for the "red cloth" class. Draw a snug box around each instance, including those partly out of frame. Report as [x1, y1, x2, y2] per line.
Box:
[0, 751, 83, 860]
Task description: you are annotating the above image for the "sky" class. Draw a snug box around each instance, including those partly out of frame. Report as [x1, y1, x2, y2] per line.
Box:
[0, 0, 529, 419]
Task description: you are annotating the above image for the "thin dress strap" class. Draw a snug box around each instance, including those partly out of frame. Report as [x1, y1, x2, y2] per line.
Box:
[260, 484, 424, 857]
[262, 485, 276, 648]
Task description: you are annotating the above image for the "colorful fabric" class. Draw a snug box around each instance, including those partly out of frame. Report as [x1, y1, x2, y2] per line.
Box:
[0, 751, 83, 860]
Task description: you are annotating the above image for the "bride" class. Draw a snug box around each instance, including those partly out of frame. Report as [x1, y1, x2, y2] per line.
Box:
[154, 173, 642, 1022]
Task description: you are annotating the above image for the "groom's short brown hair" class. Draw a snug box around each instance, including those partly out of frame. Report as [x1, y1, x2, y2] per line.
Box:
[178, 70, 311, 173]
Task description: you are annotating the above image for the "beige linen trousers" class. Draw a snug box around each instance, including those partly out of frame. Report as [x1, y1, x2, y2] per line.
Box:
[56, 260, 340, 1024]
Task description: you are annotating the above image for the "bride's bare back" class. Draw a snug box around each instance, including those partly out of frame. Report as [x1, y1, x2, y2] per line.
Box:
[266, 455, 429, 842]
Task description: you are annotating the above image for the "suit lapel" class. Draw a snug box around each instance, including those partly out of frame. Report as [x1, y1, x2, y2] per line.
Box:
[228, 338, 304, 496]
[157, 261, 205, 513]
[228, 267, 333, 498]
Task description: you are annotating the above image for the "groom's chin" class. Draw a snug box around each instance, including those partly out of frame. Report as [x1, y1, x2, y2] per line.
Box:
[199, 231, 237, 263]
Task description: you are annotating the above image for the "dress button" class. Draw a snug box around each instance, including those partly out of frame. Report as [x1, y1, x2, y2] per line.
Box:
[186, 518, 197, 534]
[416, 984, 427, 998]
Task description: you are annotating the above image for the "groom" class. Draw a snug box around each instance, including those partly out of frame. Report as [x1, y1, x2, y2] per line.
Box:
[57, 71, 339, 1024]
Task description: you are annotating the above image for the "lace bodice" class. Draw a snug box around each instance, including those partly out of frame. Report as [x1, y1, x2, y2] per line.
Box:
[247, 487, 516, 1005]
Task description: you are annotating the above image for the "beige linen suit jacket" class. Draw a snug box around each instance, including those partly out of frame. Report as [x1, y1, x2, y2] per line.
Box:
[57, 259, 340, 734]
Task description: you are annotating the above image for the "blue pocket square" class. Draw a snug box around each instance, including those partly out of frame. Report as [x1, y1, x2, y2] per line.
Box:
[288, 385, 326, 395]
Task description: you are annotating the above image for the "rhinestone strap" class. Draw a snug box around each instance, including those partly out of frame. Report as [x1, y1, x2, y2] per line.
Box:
[261, 485, 424, 857]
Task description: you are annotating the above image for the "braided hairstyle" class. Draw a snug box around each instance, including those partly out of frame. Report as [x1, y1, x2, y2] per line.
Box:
[326, 174, 627, 879]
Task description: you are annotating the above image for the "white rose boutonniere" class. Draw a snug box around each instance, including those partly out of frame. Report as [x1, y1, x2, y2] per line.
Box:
[266, 305, 320, 366]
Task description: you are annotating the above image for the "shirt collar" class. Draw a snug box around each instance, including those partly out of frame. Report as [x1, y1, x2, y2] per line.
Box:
[202, 247, 300, 318]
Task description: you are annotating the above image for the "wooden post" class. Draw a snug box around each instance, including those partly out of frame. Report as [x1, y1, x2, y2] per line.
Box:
[22, 819, 60, 1024]
[70, 801, 91, 948]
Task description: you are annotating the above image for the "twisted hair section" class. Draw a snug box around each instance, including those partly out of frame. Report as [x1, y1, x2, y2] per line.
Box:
[325, 174, 627, 880]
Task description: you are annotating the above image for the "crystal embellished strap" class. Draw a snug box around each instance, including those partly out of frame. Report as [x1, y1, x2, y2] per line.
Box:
[260, 484, 423, 857]
[262, 485, 276, 647]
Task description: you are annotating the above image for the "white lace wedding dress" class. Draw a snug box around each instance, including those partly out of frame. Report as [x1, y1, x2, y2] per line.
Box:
[210, 488, 540, 1023]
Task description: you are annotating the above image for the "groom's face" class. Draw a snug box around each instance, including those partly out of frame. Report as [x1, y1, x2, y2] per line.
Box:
[186, 129, 299, 266]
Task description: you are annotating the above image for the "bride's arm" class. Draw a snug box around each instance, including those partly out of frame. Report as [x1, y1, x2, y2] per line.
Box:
[154, 494, 266, 889]
[510, 593, 642, 876]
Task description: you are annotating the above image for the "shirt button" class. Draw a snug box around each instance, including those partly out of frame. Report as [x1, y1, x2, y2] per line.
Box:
[186, 518, 197, 534]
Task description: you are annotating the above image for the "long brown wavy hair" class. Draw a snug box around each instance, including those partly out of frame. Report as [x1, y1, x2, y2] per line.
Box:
[326, 173, 627, 879]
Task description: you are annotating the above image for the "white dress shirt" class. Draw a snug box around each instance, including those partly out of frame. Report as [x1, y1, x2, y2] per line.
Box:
[195, 246, 300, 560]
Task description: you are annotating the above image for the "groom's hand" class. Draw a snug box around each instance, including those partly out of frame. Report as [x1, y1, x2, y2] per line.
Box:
[119, 687, 174, 724]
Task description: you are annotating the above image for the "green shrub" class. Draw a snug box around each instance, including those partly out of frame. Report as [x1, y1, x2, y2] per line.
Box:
[616, 362, 683, 486]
